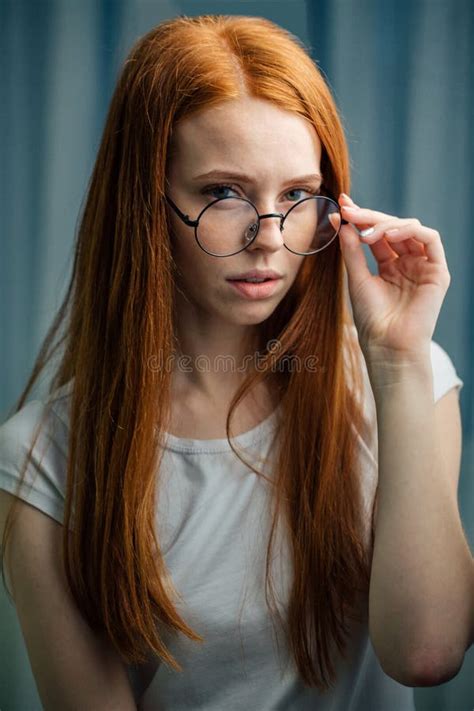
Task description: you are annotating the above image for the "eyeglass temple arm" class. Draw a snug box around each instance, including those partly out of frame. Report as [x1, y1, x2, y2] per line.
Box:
[164, 194, 199, 227]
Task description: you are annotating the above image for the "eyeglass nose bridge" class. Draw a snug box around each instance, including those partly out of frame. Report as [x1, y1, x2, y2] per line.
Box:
[258, 211, 285, 224]
[248, 211, 285, 236]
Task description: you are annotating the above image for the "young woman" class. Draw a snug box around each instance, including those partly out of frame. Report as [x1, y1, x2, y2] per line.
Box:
[0, 13, 472, 711]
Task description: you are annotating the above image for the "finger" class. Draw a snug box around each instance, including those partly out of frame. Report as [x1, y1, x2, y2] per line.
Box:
[366, 235, 404, 262]
[365, 235, 426, 262]
[369, 235, 426, 258]
[340, 204, 399, 225]
[363, 223, 447, 266]
[338, 197, 427, 258]
[342, 217, 403, 260]
[337, 195, 377, 234]
[335, 220, 373, 288]
[339, 202, 417, 252]
[407, 238, 427, 256]
[361, 219, 424, 258]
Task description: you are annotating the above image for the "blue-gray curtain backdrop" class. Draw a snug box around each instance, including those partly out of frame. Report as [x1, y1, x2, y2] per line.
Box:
[0, 1, 472, 709]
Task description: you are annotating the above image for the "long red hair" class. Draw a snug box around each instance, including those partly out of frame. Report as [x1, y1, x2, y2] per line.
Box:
[1, 14, 377, 692]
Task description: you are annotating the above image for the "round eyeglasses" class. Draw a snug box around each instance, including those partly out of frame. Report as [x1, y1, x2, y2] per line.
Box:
[164, 189, 349, 257]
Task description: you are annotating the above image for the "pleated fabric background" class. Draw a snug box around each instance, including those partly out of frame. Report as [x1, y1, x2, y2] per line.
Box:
[0, 1, 472, 708]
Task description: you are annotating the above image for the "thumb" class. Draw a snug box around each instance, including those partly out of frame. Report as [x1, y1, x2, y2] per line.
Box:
[330, 214, 372, 286]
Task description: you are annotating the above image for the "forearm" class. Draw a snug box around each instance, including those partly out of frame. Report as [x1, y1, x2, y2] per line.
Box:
[365, 349, 473, 684]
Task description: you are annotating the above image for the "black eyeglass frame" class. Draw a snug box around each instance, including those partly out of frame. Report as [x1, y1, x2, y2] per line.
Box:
[164, 189, 350, 257]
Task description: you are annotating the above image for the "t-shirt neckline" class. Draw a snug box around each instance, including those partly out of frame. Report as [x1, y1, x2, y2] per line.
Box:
[161, 403, 281, 454]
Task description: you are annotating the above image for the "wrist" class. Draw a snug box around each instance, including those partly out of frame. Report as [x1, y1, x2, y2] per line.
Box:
[363, 344, 433, 395]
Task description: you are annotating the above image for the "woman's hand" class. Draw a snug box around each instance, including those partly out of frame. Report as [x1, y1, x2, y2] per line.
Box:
[333, 193, 451, 358]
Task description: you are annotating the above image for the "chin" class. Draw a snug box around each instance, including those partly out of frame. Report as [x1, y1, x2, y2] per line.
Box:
[226, 303, 279, 325]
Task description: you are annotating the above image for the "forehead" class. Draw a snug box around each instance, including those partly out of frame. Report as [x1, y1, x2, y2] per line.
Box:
[168, 95, 322, 181]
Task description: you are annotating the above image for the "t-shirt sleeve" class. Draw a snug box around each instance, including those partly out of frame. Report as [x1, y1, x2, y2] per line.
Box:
[430, 340, 464, 402]
[0, 398, 68, 528]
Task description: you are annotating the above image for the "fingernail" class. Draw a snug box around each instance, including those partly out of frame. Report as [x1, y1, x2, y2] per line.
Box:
[340, 192, 353, 202]
[359, 227, 375, 238]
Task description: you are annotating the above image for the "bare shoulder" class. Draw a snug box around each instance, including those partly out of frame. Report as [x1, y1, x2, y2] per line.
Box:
[0, 489, 136, 710]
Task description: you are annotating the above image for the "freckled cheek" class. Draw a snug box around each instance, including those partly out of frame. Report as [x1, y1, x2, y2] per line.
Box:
[170, 239, 223, 292]
[288, 257, 306, 281]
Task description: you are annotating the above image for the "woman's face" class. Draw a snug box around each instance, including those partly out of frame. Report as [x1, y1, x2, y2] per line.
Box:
[165, 94, 323, 328]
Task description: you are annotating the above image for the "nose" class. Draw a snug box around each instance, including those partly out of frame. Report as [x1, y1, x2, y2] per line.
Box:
[246, 212, 285, 253]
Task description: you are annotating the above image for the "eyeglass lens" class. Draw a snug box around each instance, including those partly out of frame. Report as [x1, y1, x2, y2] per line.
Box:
[196, 197, 342, 257]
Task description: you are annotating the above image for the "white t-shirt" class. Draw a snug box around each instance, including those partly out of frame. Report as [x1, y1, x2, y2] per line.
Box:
[0, 337, 464, 710]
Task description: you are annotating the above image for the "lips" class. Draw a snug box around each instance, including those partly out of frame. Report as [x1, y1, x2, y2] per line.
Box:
[227, 277, 281, 299]
[228, 277, 276, 282]
[226, 269, 282, 281]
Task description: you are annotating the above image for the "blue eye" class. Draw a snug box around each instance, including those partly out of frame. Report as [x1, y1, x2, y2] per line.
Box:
[287, 188, 306, 201]
[203, 184, 237, 199]
[202, 183, 321, 201]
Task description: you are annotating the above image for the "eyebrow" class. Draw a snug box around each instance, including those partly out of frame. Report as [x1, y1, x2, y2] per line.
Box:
[191, 169, 324, 184]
